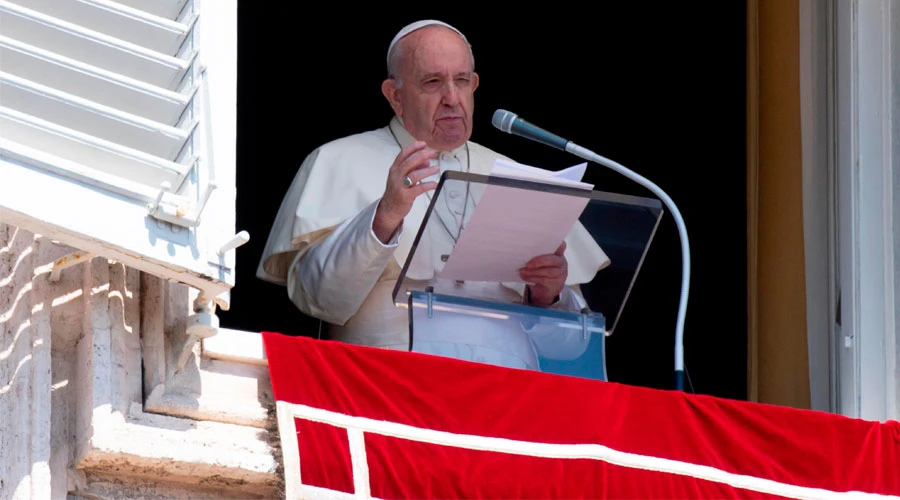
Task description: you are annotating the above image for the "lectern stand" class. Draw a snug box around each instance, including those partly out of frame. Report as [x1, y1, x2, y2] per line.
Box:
[392, 171, 663, 382]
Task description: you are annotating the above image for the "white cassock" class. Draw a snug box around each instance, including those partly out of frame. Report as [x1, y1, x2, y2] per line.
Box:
[257, 117, 610, 371]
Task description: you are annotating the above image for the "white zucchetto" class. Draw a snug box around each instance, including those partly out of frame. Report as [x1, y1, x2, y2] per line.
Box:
[386, 19, 468, 67]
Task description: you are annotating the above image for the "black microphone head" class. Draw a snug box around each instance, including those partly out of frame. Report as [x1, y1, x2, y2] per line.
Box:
[492, 109, 517, 133]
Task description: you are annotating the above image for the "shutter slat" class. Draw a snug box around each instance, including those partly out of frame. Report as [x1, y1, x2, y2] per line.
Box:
[0, 36, 191, 125]
[4, 0, 192, 56]
[0, 139, 190, 206]
[1, 72, 193, 161]
[0, 1, 192, 90]
[0, 106, 191, 189]
[108, 0, 188, 21]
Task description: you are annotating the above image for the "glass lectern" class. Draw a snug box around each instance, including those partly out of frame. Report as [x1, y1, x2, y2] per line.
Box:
[392, 171, 663, 382]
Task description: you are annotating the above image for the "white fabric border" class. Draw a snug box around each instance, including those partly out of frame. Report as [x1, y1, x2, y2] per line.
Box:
[277, 401, 898, 500]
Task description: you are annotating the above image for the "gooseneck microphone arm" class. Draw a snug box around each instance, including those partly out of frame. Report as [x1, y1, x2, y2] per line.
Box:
[492, 109, 690, 391]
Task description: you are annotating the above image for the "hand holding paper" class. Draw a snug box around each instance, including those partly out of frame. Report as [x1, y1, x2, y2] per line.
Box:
[520, 240, 568, 306]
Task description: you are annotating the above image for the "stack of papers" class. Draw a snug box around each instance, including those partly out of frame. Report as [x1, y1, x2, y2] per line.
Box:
[436, 159, 593, 282]
[489, 159, 594, 190]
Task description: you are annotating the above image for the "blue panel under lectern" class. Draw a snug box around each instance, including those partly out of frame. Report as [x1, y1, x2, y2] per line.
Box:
[408, 289, 607, 381]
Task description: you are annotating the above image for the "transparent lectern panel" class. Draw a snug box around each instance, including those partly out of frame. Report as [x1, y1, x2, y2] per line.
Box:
[408, 290, 607, 381]
[393, 171, 663, 336]
[576, 191, 664, 334]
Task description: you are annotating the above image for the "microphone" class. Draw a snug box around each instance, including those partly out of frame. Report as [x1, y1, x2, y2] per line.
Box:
[491, 109, 570, 151]
[492, 109, 692, 392]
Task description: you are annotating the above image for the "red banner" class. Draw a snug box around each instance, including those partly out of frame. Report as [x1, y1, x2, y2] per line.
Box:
[263, 331, 900, 499]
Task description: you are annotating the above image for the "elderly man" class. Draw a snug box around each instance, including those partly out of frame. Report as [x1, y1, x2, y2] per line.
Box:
[257, 20, 608, 370]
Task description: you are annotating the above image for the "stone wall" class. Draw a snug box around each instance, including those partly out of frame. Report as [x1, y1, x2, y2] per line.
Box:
[1, 223, 281, 499]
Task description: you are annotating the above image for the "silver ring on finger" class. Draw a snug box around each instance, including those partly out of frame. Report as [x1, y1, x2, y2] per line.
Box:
[403, 175, 413, 187]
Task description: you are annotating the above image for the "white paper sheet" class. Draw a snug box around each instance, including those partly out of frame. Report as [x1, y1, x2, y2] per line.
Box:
[489, 159, 593, 190]
[437, 160, 592, 282]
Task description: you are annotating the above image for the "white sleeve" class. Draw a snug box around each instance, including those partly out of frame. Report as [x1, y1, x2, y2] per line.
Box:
[549, 285, 588, 312]
[524, 285, 595, 361]
[286, 199, 401, 325]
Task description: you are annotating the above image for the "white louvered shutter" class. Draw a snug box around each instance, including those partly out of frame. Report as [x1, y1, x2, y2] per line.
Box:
[0, 0, 240, 305]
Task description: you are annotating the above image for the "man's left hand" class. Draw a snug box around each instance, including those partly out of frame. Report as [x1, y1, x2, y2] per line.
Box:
[520, 241, 567, 307]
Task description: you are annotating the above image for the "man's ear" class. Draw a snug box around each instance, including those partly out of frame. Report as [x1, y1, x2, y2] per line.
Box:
[472, 72, 480, 93]
[381, 79, 403, 116]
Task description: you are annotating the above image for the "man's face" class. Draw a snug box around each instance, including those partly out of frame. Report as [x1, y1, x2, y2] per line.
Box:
[382, 27, 479, 151]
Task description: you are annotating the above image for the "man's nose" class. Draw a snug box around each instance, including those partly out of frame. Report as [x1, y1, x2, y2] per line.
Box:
[440, 82, 461, 106]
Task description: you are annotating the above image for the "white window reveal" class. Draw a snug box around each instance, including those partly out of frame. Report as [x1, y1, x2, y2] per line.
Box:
[0, 0, 245, 366]
[831, 0, 898, 422]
